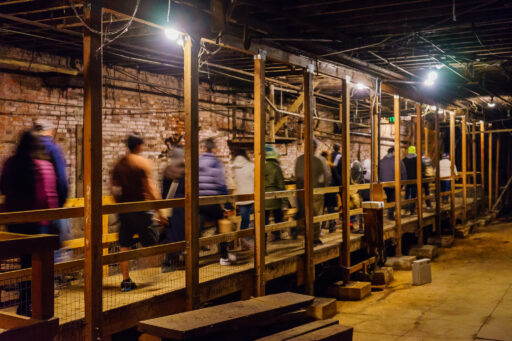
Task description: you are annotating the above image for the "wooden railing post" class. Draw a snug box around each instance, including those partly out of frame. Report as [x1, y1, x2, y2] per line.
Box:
[461, 115, 467, 223]
[254, 51, 266, 297]
[416, 103, 423, 245]
[495, 135, 500, 210]
[393, 95, 402, 255]
[472, 122, 478, 218]
[450, 111, 456, 232]
[340, 78, 351, 281]
[31, 250, 54, 320]
[434, 108, 441, 237]
[303, 66, 315, 295]
[488, 132, 493, 211]
[184, 35, 200, 310]
[480, 121, 485, 210]
[83, 2, 103, 340]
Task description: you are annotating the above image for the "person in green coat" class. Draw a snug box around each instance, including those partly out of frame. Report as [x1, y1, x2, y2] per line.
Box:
[265, 145, 285, 240]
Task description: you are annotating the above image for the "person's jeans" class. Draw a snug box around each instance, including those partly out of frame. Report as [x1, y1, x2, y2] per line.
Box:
[384, 187, 396, 218]
[423, 182, 431, 207]
[441, 181, 451, 202]
[405, 184, 417, 213]
[239, 204, 253, 230]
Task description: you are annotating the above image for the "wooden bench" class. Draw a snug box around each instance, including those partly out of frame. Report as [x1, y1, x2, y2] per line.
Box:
[138, 292, 353, 341]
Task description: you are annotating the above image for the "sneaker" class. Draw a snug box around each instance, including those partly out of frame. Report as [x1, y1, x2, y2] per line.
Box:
[120, 278, 137, 292]
[220, 258, 231, 266]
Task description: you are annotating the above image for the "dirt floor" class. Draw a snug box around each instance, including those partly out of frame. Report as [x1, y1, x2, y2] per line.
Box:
[334, 219, 512, 341]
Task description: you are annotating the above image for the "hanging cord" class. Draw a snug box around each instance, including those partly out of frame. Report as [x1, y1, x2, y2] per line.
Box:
[452, 0, 456, 21]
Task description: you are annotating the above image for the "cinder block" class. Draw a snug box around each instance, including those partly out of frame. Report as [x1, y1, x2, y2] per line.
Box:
[409, 245, 438, 259]
[305, 297, 337, 320]
[372, 267, 394, 285]
[385, 256, 417, 270]
[455, 225, 470, 238]
[328, 281, 371, 301]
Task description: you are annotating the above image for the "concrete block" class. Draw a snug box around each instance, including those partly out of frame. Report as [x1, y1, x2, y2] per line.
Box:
[409, 245, 438, 259]
[455, 225, 470, 238]
[372, 267, 394, 285]
[412, 258, 432, 286]
[385, 256, 417, 270]
[305, 297, 337, 320]
[328, 281, 371, 301]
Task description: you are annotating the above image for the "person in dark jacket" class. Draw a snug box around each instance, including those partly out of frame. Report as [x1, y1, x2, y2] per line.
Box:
[322, 151, 338, 233]
[379, 147, 407, 219]
[421, 152, 434, 210]
[198, 138, 232, 265]
[264, 145, 285, 240]
[0, 130, 59, 316]
[402, 146, 418, 215]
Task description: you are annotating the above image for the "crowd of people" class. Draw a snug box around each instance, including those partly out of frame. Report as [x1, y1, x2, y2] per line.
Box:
[1, 125, 458, 305]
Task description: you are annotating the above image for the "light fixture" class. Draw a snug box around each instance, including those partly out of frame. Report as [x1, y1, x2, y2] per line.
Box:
[488, 97, 496, 108]
[177, 36, 185, 47]
[431, 105, 437, 111]
[439, 109, 444, 114]
[356, 83, 368, 90]
[423, 70, 438, 86]
[164, 27, 180, 41]
[435, 64, 444, 70]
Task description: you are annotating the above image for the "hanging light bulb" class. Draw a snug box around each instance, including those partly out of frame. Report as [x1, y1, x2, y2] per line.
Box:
[164, 27, 180, 41]
[423, 70, 438, 86]
[177, 36, 185, 47]
[488, 97, 496, 108]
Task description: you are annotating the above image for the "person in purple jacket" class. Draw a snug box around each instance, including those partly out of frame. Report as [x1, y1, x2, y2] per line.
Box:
[198, 138, 232, 265]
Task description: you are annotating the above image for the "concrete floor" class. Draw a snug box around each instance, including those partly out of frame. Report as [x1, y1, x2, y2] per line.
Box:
[335, 220, 512, 341]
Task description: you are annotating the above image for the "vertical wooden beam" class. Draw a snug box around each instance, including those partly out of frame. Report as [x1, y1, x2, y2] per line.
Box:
[269, 84, 275, 143]
[31, 250, 53, 320]
[303, 67, 315, 295]
[340, 78, 351, 279]
[449, 111, 456, 232]
[184, 36, 200, 310]
[434, 109, 441, 237]
[461, 115, 467, 223]
[480, 121, 485, 209]
[83, 2, 103, 340]
[488, 132, 493, 211]
[253, 51, 266, 297]
[472, 122, 478, 218]
[371, 92, 379, 190]
[424, 126, 429, 159]
[415, 103, 423, 245]
[495, 135, 500, 210]
[393, 95, 402, 255]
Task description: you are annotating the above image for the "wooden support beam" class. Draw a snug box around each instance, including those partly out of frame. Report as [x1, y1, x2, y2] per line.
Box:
[480, 121, 485, 210]
[184, 35, 200, 310]
[461, 115, 467, 222]
[495, 135, 500, 209]
[340, 78, 351, 279]
[371, 92, 379, 188]
[269, 84, 275, 143]
[450, 112, 456, 232]
[254, 52, 266, 297]
[303, 67, 315, 295]
[393, 95, 402, 255]
[31, 250, 53, 320]
[434, 109, 441, 237]
[415, 103, 423, 245]
[472, 122, 478, 218]
[488, 133, 493, 211]
[83, 2, 103, 340]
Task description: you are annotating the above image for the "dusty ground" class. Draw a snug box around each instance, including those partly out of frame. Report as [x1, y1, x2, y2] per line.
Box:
[334, 219, 512, 341]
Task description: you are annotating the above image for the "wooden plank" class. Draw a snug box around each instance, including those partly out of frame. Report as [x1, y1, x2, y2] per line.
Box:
[287, 324, 353, 341]
[0, 312, 37, 330]
[0, 234, 59, 258]
[472, 122, 478, 218]
[416, 103, 423, 245]
[31, 250, 54, 320]
[138, 292, 315, 340]
[434, 109, 441, 237]
[450, 111, 456, 232]
[0, 317, 58, 341]
[256, 319, 338, 341]
[340, 78, 351, 279]
[82, 3, 103, 340]
[488, 132, 493, 211]
[254, 52, 266, 297]
[461, 115, 467, 222]
[303, 67, 315, 295]
[0, 207, 83, 225]
[394, 95, 402, 254]
[184, 35, 200, 310]
[102, 242, 186, 265]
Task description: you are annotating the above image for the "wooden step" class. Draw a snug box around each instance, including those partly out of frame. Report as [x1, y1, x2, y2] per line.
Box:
[287, 324, 353, 341]
[255, 319, 338, 341]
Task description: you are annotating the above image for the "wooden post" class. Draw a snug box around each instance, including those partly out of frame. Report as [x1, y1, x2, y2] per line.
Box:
[434, 109, 441, 237]
[415, 103, 423, 245]
[472, 122, 478, 218]
[83, 2, 103, 340]
[461, 115, 467, 223]
[254, 51, 266, 296]
[31, 250, 54, 320]
[393, 95, 402, 255]
[184, 35, 200, 310]
[488, 133, 493, 211]
[424, 126, 429, 159]
[340, 78, 351, 280]
[269, 84, 275, 143]
[303, 67, 315, 295]
[371, 92, 379, 188]
[480, 121, 485, 210]
[449, 111, 456, 232]
[495, 135, 500, 210]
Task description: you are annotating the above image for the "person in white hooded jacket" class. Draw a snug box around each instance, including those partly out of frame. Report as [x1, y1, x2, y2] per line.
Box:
[231, 147, 254, 248]
[440, 153, 457, 202]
